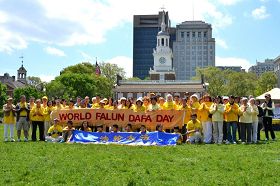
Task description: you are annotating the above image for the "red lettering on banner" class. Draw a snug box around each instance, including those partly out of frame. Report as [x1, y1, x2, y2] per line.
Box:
[156, 115, 174, 122]
[85, 112, 91, 120]
[96, 112, 125, 121]
[129, 114, 152, 123]
[74, 113, 79, 120]
[59, 113, 68, 121]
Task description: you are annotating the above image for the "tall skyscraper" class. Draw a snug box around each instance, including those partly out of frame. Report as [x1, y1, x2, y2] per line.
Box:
[173, 21, 215, 80]
[133, 11, 175, 79]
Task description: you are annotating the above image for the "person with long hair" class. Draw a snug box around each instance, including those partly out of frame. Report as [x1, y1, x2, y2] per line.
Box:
[79, 121, 92, 132]
[261, 94, 276, 141]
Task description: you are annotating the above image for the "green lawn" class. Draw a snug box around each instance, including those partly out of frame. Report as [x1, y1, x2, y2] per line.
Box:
[0, 125, 279, 186]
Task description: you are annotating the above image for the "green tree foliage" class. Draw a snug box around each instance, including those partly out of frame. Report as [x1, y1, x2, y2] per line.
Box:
[60, 62, 95, 75]
[125, 77, 142, 81]
[13, 86, 43, 103]
[46, 73, 112, 100]
[0, 82, 8, 108]
[99, 62, 126, 85]
[255, 72, 277, 95]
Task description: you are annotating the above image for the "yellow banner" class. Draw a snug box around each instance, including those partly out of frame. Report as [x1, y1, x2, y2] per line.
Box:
[50, 109, 185, 130]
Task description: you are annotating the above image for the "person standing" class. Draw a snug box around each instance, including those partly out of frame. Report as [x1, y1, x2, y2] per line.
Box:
[210, 96, 224, 144]
[30, 99, 45, 141]
[261, 94, 276, 141]
[255, 100, 264, 141]
[239, 97, 253, 144]
[224, 95, 239, 144]
[15, 95, 30, 142]
[3, 97, 16, 142]
[249, 98, 259, 143]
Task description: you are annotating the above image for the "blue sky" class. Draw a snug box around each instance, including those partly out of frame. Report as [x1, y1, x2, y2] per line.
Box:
[0, 0, 279, 82]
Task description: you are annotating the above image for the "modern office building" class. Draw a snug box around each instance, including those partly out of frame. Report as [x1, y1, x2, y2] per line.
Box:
[274, 56, 280, 88]
[216, 66, 244, 72]
[133, 11, 176, 79]
[173, 21, 215, 80]
[248, 59, 275, 76]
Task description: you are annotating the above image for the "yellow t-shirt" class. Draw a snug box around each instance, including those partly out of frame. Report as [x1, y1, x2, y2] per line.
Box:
[198, 101, 213, 122]
[43, 106, 53, 122]
[104, 105, 114, 110]
[224, 103, 239, 122]
[19, 102, 28, 116]
[163, 101, 175, 110]
[187, 119, 202, 137]
[133, 105, 146, 112]
[92, 103, 100, 109]
[3, 104, 16, 124]
[180, 105, 192, 124]
[48, 125, 63, 138]
[147, 104, 160, 111]
[30, 106, 45, 121]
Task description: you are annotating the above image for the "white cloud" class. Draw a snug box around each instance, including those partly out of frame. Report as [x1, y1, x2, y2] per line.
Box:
[0, 0, 234, 53]
[216, 38, 229, 49]
[39, 74, 55, 82]
[44, 47, 66, 57]
[251, 6, 270, 20]
[216, 56, 252, 71]
[105, 56, 133, 78]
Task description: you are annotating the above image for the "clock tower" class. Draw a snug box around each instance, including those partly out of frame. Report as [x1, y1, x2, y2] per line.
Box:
[149, 10, 175, 81]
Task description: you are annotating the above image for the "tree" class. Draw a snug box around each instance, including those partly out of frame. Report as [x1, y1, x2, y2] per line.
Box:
[46, 73, 112, 100]
[99, 62, 126, 85]
[27, 76, 42, 87]
[0, 82, 7, 108]
[13, 86, 43, 103]
[255, 72, 277, 95]
[60, 62, 96, 75]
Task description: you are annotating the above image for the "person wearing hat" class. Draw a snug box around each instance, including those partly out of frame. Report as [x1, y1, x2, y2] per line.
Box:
[224, 95, 239, 144]
[190, 94, 200, 114]
[133, 97, 145, 112]
[261, 94, 276, 141]
[3, 97, 16, 142]
[163, 94, 175, 110]
[99, 99, 106, 109]
[118, 97, 127, 109]
[91, 95, 100, 109]
[46, 118, 63, 142]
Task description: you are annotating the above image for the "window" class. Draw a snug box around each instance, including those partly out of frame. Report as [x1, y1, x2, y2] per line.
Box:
[181, 32, 184, 38]
[186, 32, 190, 37]
[161, 38, 164, 46]
[192, 32, 195, 37]
[204, 31, 207, 37]
[198, 32, 201, 37]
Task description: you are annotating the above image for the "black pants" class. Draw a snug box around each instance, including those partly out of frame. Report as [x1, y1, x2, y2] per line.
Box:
[240, 123, 252, 143]
[32, 121, 45, 141]
[263, 117, 275, 140]
[257, 118, 263, 141]
[223, 121, 227, 141]
[237, 122, 241, 140]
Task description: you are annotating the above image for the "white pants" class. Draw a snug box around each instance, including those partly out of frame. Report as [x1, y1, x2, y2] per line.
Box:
[252, 121, 258, 143]
[189, 132, 202, 143]
[44, 121, 51, 137]
[202, 121, 212, 143]
[212, 121, 223, 144]
[4, 124, 15, 139]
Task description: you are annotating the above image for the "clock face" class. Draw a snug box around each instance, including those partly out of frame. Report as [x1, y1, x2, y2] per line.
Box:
[159, 57, 166, 64]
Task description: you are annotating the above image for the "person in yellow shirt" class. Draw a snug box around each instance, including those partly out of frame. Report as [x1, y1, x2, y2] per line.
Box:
[30, 99, 45, 141]
[143, 96, 150, 111]
[92, 96, 100, 109]
[61, 99, 68, 109]
[46, 118, 63, 142]
[104, 97, 114, 110]
[126, 98, 135, 110]
[224, 95, 239, 144]
[190, 94, 200, 115]
[133, 98, 145, 112]
[163, 94, 175, 110]
[43, 100, 53, 138]
[159, 97, 165, 110]
[118, 97, 127, 109]
[198, 95, 213, 144]
[15, 95, 30, 142]
[187, 114, 202, 144]
[173, 95, 181, 110]
[3, 97, 16, 142]
[180, 98, 192, 143]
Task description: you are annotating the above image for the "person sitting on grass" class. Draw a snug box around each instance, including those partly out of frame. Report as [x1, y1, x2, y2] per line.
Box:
[173, 126, 183, 145]
[45, 118, 63, 142]
[79, 121, 92, 132]
[187, 114, 202, 144]
[156, 124, 165, 132]
[61, 120, 75, 142]
[111, 124, 119, 133]
[96, 125, 104, 132]
[139, 125, 148, 135]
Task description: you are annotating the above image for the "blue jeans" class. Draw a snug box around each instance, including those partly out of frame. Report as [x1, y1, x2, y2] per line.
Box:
[226, 122, 237, 142]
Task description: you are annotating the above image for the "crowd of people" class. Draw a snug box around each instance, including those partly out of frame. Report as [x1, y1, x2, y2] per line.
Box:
[2, 92, 277, 144]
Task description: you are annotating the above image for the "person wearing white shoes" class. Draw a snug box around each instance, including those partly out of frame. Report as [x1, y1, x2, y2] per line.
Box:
[249, 98, 259, 143]
[3, 97, 16, 142]
[15, 95, 30, 142]
[210, 96, 225, 144]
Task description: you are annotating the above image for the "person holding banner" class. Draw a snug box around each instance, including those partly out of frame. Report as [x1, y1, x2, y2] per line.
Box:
[104, 97, 114, 110]
[143, 96, 150, 111]
[139, 125, 148, 135]
[79, 121, 92, 132]
[261, 94, 276, 141]
[163, 94, 175, 110]
[125, 124, 133, 132]
[111, 124, 119, 133]
[96, 125, 104, 132]
[118, 97, 127, 109]
[156, 124, 165, 132]
[133, 98, 145, 112]
[147, 96, 160, 111]
[159, 97, 165, 110]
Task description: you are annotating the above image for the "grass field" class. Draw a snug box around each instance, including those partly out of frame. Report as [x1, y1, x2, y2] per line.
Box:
[0, 125, 279, 186]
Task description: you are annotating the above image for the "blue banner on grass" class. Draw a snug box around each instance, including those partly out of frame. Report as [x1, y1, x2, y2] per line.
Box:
[69, 130, 180, 146]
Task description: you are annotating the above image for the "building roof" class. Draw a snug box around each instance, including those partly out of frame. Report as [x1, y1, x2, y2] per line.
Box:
[114, 81, 204, 93]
